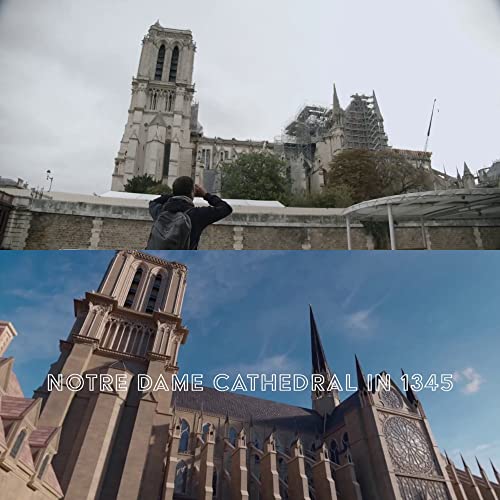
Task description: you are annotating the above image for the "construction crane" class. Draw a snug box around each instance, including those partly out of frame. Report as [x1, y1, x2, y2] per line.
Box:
[424, 98, 437, 153]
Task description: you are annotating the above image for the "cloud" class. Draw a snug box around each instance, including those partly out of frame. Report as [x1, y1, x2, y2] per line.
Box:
[214, 353, 300, 378]
[180, 251, 285, 321]
[453, 367, 484, 394]
[345, 309, 374, 333]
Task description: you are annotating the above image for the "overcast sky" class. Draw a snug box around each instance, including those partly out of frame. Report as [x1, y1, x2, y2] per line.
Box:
[0, 0, 499, 194]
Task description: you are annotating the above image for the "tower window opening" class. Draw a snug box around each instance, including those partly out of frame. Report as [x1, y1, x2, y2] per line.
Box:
[155, 45, 166, 81]
[178, 419, 190, 452]
[169, 46, 179, 82]
[125, 268, 143, 308]
[145, 274, 162, 313]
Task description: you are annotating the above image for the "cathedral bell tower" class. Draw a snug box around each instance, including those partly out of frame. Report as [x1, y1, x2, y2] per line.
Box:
[35, 251, 189, 500]
[112, 22, 197, 191]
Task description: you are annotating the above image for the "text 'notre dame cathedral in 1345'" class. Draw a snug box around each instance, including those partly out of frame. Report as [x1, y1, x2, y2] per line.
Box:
[1, 251, 499, 500]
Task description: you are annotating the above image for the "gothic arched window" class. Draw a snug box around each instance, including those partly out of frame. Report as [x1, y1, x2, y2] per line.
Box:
[178, 419, 190, 452]
[330, 439, 339, 464]
[229, 427, 238, 447]
[10, 429, 27, 458]
[342, 432, 350, 451]
[169, 46, 179, 82]
[212, 469, 218, 496]
[202, 423, 210, 442]
[174, 460, 188, 493]
[155, 45, 166, 81]
[254, 454, 261, 478]
[124, 268, 143, 308]
[145, 273, 162, 313]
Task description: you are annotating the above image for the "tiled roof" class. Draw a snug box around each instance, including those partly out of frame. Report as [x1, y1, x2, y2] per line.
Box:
[173, 386, 323, 434]
[7, 371, 24, 397]
[29, 426, 58, 447]
[0, 396, 36, 419]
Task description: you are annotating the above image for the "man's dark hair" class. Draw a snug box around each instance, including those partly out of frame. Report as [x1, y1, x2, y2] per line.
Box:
[172, 176, 194, 197]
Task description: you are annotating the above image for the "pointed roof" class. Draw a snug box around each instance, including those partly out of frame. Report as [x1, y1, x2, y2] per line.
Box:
[372, 90, 383, 120]
[463, 162, 473, 176]
[355, 355, 368, 391]
[309, 306, 331, 376]
[401, 368, 418, 405]
[456, 167, 462, 180]
[490, 458, 499, 477]
[333, 84, 341, 114]
[475, 456, 488, 478]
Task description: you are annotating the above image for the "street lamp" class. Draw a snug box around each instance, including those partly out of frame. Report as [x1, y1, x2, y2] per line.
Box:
[46, 170, 54, 192]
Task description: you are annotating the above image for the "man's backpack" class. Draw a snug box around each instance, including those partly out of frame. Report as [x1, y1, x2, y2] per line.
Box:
[146, 210, 192, 250]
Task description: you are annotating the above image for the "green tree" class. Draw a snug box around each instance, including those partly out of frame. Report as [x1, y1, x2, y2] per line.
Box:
[374, 149, 434, 196]
[326, 150, 383, 204]
[289, 184, 354, 208]
[326, 149, 434, 204]
[220, 152, 291, 204]
[124, 174, 171, 195]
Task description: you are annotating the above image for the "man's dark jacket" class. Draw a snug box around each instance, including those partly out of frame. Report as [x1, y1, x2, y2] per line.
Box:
[149, 193, 232, 249]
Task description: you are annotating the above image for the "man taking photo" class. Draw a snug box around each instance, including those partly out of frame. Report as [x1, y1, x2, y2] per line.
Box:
[146, 176, 232, 250]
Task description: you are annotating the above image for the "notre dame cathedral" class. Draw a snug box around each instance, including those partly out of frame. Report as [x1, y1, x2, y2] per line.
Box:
[111, 22, 436, 196]
[0, 250, 499, 499]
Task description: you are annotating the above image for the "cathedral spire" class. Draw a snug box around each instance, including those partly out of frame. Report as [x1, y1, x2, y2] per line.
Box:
[310, 305, 332, 376]
[355, 355, 368, 392]
[490, 459, 500, 483]
[401, 368, 418, 405]
[372, 90, 383, 120]
[463, 162, 472, 176]
[333, 84, 341, 115]
[309, 306, 340, 415]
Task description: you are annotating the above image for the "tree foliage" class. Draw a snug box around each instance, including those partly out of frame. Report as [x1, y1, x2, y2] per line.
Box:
[326, 149, 434, 204]
[220, 152, 291, 204]
[289, 184, 354, 208]
[124, 174, 171, 195]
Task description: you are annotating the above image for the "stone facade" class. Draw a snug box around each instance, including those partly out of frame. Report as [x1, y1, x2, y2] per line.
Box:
[1, 189, 500, 250]
[111, 23, 197, 191]
[110, 22, 436, 196]
[3, 252, 499, 499]
[0, 322, 63, 499]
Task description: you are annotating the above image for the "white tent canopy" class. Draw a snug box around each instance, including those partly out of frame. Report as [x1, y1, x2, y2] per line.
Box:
[99, 191, 285, 208]
[341, 188, 500, 250]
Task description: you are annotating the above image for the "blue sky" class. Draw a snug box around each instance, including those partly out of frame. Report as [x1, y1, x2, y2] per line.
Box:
[0, 251, 499, 478]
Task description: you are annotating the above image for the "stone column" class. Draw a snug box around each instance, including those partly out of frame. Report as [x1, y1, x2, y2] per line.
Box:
[1, 203, 32, 250]
[38, 341, 95, 428]
[64, 366, 132, 500]
[260, 433, 281, 500]
[462, 459, 485, 500]
[198, 423, 216, 500]
[286, 438, 310, 500]
[312, 443, 338, 500]
[230, 429, 249, 500]
[116, 359, 174, 500]
[334, 463, 363, 500]
[446, 458, 468, 500]
[163, 418, 182, 500]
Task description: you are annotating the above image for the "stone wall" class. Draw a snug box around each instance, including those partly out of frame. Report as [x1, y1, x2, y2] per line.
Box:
[1, 190, 500, 250]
